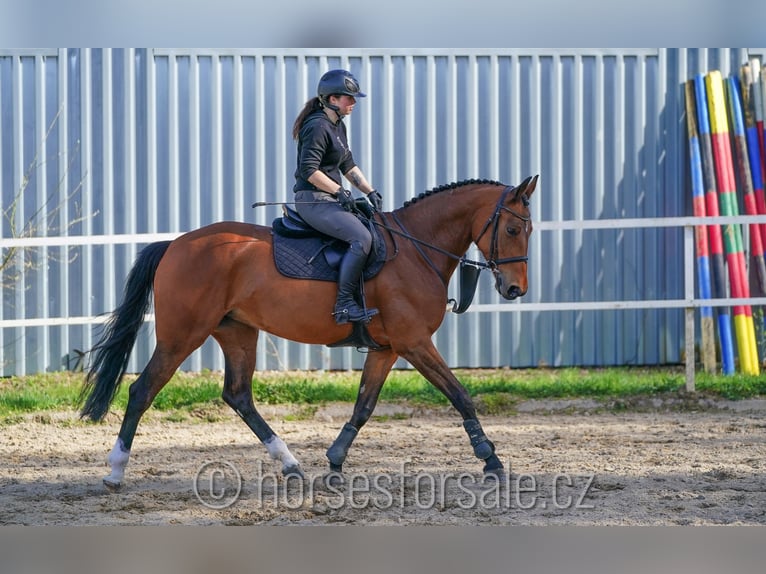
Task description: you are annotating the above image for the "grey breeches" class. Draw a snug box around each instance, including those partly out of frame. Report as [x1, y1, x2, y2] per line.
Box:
[294, 189, 373, 255]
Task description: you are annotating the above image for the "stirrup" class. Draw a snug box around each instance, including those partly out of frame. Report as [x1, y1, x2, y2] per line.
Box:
[333, 304, 379, 325]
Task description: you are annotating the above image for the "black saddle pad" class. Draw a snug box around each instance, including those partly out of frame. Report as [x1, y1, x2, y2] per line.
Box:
[271, 217, 386, 282]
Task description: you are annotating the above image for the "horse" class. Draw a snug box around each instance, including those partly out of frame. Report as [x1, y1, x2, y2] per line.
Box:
[79, 175, 538, 490]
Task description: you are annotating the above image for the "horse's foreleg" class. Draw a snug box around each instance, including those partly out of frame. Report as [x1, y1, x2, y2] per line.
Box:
[399, 341, 504, 477]
[326, 349, 398, 473]
[214, 320, 302, 478]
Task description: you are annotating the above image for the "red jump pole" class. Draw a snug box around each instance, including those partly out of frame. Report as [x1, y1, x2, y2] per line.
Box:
[706, 70, 759, 374]
[694, 74, 736, 375]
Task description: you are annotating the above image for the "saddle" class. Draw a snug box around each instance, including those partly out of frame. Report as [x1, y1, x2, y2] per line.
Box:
[271, 200, 389, 351]
[271, 199, 386, 282]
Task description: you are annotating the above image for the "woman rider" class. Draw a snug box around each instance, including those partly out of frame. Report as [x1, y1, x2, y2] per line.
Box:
[292, 69, 383, 324]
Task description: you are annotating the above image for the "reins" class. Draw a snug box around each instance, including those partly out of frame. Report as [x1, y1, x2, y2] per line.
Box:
[372, 185, 530, 278]
[254, 183, 531, 314]
[369, 185, 530, 313]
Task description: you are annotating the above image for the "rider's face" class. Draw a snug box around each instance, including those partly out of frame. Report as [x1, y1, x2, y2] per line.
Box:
[331, 94, 356, 116]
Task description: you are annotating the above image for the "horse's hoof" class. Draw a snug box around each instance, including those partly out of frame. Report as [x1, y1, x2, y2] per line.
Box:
[323, 471, 345, 489]
[483, 467, 507, 483]
[483, 455, 505, 481]
[103, 477, 122, 492]
[282, 465, 305, 480]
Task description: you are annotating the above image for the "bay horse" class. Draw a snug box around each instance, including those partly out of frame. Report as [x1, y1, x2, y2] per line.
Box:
[80, 175, 538, 490]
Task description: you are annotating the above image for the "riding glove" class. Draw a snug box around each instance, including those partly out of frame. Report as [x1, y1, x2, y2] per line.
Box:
[368, 190, 383, 212]
[336, 187, 356, 212]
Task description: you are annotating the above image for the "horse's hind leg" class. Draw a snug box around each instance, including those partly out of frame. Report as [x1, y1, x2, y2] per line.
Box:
[213, 319, 302, 477]
[398, 340, 504, 477]
[104, 347, 189, 490]
[326, 348, 399, 474]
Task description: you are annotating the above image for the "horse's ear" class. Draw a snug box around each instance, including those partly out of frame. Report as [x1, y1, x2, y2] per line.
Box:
[514, 174, 539, 201]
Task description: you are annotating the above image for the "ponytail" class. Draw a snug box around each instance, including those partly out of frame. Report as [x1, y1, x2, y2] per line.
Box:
[292, 97, 323, 140]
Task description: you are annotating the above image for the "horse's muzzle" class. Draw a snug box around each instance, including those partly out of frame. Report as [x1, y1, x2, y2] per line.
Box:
[505, 285, 525, 300]
[494, 273, 526, 300]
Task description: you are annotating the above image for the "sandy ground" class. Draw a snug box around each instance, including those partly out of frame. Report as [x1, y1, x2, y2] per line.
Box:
[2, 400, 766, 525]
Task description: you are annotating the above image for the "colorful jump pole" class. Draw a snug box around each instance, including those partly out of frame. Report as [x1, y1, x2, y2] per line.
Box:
[693, 74, 735, 375]
[758, 63, 766, 187]
[729, 75, 766, 295]
[684, 81, 717, 374]
[741, 62, 766, 364]
[741, 62, 766, 253]
[706, 70, 759, 375]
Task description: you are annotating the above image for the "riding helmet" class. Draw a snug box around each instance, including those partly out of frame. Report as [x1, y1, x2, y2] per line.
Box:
[317, 69, 366, 102]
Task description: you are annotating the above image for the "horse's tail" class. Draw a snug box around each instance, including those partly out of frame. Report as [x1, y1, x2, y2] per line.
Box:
[79, 240, 172, 421]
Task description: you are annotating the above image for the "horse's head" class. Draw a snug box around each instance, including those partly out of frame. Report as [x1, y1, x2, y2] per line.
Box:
[473, 175, 537, 300]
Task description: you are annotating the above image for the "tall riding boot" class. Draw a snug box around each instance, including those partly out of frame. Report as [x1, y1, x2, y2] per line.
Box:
[333, 242, 379, 324]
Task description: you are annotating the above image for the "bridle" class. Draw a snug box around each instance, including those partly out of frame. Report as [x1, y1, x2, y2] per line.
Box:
[473, 184, 531, 270]
[376, 184, 531, 287]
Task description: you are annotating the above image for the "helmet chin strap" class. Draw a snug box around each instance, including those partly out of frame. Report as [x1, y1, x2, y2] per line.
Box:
[320, 97, 345, 120]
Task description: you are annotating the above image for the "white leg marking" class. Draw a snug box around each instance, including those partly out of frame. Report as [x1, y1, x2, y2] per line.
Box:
[264, 435, 300, 471]
[104, 437, 130, 487]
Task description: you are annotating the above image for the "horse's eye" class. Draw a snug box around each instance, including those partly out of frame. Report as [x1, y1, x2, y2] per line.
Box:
[506, 226, 520, 237]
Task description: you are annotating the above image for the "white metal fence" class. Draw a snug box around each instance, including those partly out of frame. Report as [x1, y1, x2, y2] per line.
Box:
[5, 214, 766, 389]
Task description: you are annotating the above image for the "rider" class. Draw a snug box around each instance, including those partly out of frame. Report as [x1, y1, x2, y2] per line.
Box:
[292, 69, 383, 324]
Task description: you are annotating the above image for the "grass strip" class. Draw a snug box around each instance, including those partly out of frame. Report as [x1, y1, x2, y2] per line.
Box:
[1, 368, 765, 421]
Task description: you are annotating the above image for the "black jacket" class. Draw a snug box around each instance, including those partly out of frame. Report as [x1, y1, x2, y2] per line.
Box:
[293, 111, 356, 192]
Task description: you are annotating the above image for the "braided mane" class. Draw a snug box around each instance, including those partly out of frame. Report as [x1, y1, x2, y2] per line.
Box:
[401, 178, 505, 208]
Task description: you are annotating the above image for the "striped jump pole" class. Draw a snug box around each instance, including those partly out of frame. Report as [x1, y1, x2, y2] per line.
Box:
[760, 62, 766, 232]
[729, 74, 766, 294]
[694, 74, 735, 375]
[741, 61, 766, 363]
[706, 70, 759, 375]
[684, 80, 717, 374]
[742, 62, 766, 252]
[759, 63, 766, 188]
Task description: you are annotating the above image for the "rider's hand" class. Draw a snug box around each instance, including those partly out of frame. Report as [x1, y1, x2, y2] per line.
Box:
[336, 187, 356, 212]
[368, 190, 383, 212]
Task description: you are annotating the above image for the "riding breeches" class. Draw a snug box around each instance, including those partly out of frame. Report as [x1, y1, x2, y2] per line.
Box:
[294, 189, 373, 255]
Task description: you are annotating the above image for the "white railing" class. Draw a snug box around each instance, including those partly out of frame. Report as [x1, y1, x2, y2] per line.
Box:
[472, 214, 766, 391]
[4, 214, 766, 391]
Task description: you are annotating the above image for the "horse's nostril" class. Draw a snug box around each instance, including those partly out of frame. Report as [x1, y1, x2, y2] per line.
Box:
[508, 286, 522, 299]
